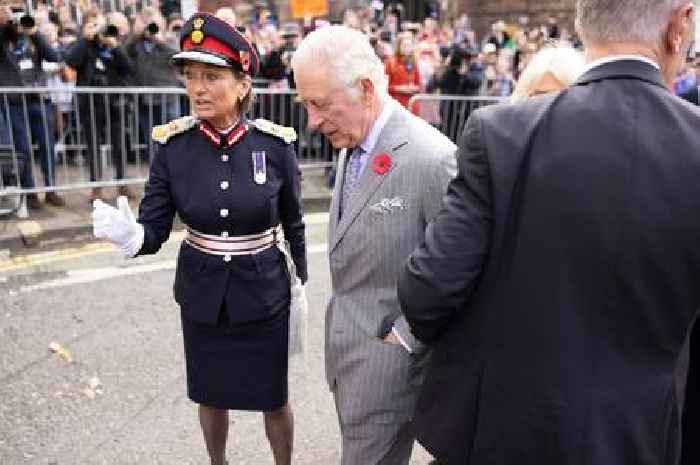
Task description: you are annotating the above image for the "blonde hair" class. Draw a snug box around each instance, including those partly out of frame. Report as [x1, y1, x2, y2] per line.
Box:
[511, 43, 585, 102]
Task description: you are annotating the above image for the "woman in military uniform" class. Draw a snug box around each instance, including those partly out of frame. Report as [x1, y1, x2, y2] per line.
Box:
[92, 13, 306, 465]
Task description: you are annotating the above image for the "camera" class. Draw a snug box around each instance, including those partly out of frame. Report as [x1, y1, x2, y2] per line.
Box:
[19, 14, 35, 29]
[9, 8, 34, 29]
[101, 24, 119, 38]
[146, 22, 159, 35]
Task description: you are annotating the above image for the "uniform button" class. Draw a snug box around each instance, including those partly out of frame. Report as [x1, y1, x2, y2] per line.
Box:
[221, 231, 229, 238]
[223, 254, 232, 262]
[221, 154, 229, 162]
[220, 209, 229, 218]
[220, 181, 229, 190]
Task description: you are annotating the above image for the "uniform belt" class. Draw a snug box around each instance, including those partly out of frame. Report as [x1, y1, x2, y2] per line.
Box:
[185, 225, 282, 256]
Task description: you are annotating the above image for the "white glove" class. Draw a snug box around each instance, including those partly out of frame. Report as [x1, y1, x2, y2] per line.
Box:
[289, 282, 308, 356]
[291, 282, 307, 311]
[92, 196, 144, 258]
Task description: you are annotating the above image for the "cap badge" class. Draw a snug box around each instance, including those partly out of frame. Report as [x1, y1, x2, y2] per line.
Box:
[191, 30, 204, 43]
[239, 50, 250, 72]
[191, 17, 205, 44]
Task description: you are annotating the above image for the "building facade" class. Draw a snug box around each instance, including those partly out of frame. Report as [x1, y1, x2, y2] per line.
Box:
[459, 0, 575, 38]
[194, 0, 576, 35]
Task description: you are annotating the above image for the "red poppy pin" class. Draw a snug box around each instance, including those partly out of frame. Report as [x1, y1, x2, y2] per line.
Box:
[372, 153, 392, 175]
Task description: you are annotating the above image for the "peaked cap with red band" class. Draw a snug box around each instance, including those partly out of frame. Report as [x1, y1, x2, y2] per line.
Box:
[171, 12, 260, 76]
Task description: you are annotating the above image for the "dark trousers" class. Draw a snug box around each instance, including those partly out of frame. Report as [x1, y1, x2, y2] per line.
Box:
[1, 101, 57, 188]
[78, 94, 127, 182]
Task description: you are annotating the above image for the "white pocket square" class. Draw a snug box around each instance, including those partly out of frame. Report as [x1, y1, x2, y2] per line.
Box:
[370, 196, 407, 215]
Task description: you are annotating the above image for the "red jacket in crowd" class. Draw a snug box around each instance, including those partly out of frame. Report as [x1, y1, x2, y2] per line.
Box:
[385, 55, 421, 113]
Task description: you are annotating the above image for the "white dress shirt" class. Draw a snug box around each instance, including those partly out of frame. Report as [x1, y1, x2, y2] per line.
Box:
[582, 54, 660, 75]
[349, 97, 396, 178]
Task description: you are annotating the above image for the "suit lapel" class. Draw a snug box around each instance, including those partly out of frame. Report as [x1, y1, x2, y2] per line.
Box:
[329, 107, 409, 254]
[328, 148, 347, 245]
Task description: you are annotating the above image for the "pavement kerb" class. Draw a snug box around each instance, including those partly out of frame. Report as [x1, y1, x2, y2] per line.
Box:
[0, 194, 331, 257]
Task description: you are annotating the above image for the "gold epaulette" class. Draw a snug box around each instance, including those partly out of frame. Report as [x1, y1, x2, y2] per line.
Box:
[251, 118, 297, 144]
[151, 116, 198, 144]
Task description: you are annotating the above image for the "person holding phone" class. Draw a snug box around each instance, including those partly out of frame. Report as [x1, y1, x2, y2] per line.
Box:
[125, 7, 181, 161]
[0, 5, 63, 208]
[64, 8, 135, 201]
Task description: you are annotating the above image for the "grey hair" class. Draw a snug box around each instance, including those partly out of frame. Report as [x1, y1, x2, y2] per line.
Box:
[291, 25, 389, 98]
[575, 0, 689, 46]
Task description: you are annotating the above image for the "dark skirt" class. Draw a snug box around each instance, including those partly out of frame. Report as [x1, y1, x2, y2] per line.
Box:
[181, 307, 289, 411]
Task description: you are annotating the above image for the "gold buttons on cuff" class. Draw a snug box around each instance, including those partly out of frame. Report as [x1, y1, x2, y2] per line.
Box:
[220, 181, 229, 190]
[220, 209, 229, 218]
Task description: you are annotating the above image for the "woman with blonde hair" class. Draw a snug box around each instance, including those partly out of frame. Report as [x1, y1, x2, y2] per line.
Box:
[511, 42, 586, 102]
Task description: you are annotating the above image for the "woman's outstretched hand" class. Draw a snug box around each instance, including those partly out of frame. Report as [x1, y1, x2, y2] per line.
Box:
[92, 196, 144, 257]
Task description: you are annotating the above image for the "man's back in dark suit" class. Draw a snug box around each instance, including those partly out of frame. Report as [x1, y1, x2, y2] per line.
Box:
[398, 57, 700, 465]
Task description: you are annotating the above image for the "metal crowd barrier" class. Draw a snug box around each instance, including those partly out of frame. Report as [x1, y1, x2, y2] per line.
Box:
[408, 94, 504, 143]
[0, 87, 336, 206]
[0, 88, 502, 215]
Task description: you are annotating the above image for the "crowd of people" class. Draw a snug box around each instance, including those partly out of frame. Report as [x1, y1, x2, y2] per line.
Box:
[0, 1, 187, 208]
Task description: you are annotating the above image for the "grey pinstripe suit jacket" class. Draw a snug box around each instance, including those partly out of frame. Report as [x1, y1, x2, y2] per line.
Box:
[326, 102, 457, 426]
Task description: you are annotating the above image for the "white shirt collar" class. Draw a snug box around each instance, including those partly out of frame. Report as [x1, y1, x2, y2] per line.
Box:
[216, 120, 239, 134]
[582, 55, 660, 75]
[358, 97, 396, 154]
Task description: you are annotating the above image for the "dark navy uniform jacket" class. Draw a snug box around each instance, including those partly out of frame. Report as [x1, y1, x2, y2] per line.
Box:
[136, 117, 307, 325]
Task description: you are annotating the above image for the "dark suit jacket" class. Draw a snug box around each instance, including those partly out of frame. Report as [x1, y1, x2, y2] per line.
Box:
[63, 37, 135, 87]
[398, 60, 700, 465]
[124, 38, 180, 87]
[0, 29, 58, 103]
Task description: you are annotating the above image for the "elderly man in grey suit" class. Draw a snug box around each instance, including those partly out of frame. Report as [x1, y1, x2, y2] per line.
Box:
[292, 25, 456, 464]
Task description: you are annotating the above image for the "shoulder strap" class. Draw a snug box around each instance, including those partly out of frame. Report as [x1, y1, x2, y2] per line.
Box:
[251, 118, 297, 144]
[152, 116, 198, 144]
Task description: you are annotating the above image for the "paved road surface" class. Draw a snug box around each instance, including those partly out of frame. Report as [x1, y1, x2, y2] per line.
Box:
[0, 213, 433, 464]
